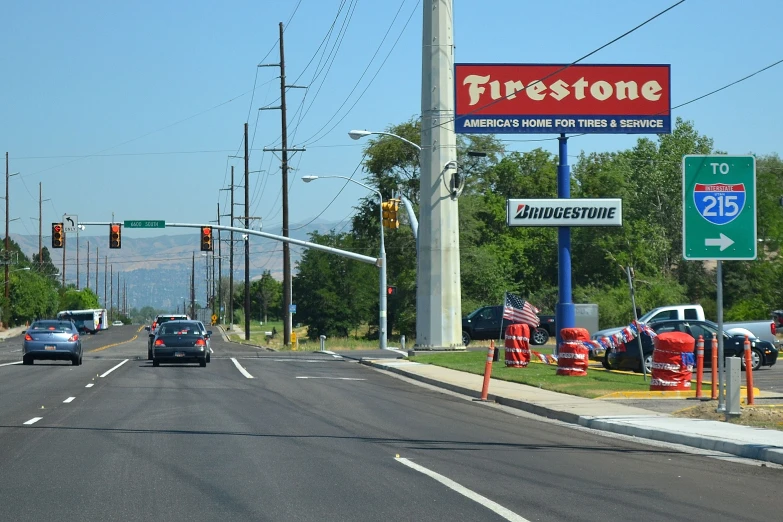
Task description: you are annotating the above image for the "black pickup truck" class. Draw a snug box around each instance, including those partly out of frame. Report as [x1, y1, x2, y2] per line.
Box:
[462, 305, 556, 346]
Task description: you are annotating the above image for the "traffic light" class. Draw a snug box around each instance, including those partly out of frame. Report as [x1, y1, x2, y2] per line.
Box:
[201, 226, 213, 251]
[51, 223, 64, 249]
[382, 199, 400, 229]
[387, 285, 397, 296]
[109, 224, 122, 249]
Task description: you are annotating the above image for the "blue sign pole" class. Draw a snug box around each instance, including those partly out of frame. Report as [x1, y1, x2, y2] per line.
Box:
[555, 134, 575, 353]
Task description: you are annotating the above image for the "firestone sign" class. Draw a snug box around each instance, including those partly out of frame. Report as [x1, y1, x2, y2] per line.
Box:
[507, 199, 623, 227]
[455, 64, 671, 134]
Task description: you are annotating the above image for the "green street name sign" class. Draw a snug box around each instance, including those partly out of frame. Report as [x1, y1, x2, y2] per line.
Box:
[124, 220, 166, 229]
[682, 155, 756, 261]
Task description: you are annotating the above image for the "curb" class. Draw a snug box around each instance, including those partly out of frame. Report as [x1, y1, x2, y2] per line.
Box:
[219, 326, 276, 352]
[360, 359, 783, 465]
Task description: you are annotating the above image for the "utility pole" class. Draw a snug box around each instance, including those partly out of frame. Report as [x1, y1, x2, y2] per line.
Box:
[76, 229, 80, 289]
[5, 152, 10, 302]
[62, 232, 66, 287]
[38, 182, 42, 268]
[260, 23, 306, 346]
[217, 202, 222, 324]
[116, 271, 120, 316]
[86, 241, 90, 290]
[229, 167, 234, 327]
[244, 122, 250, 341]
[416, 0, 461, 349]
[104, 256, 107, 312]
[95, 247, 99, 304]
[190, 252, 195, 319]
[110, 264, 113, 321]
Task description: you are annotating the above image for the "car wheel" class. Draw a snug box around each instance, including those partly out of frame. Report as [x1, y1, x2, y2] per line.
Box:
[152, 359, 160, 367]
[23, 355, 33, 365]
[741, 349, 763, 372]
[643, 354, 653, 374]
[602, 352, 613, 370]
[72, 355, 79, 366]
[199, 358, 207, 368]
[461, 331, 471, 346]
[147, 349, 152, 361]
[206, 353, 211, 363]
[531, 328, 550, 346]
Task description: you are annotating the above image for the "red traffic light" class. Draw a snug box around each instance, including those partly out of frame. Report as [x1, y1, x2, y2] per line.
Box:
[53, 224, 61, 233]
[111, 225, 120, 233]
[201, 226, 213, 251]
[387, 285, 397, 296]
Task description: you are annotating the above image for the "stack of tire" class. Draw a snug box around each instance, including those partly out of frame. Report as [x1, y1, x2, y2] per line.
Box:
[556, 327, 590, 376]
[504, 323, 531, 368]
[650, 331, 694, 391]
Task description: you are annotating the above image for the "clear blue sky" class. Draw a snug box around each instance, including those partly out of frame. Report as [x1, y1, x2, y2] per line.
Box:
[2, 0, 781, 243]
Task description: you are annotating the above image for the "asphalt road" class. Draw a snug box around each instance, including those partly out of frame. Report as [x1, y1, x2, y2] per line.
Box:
[0, 326, 781, 521]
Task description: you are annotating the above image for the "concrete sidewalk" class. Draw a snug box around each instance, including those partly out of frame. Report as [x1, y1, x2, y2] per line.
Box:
[361, 358, 783, 466]
[0, 325, 26, 341]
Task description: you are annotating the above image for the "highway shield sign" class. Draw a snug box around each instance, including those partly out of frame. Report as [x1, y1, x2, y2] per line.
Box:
[683, 155, 756, 260]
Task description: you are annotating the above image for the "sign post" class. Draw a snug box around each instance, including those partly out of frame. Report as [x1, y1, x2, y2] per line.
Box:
[683, 154, 756, 413]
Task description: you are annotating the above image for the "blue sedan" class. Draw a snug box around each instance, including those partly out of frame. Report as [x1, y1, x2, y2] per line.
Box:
[23, 320, 83, 365]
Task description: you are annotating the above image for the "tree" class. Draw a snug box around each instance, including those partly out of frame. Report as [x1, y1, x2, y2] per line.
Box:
[60, 288, 100, 311]
[9, 271, 59, 325]
[253, 271, 282, 323]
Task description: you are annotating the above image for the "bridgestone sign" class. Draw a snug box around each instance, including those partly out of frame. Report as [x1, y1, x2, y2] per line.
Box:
[507, 199, 623, 227]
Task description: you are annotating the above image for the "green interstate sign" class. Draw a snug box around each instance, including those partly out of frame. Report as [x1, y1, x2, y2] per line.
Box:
[124, 220, 166, 229]
[682, 155, 756, 261]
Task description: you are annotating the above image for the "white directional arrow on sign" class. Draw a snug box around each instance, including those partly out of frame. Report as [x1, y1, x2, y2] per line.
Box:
[705, 233, 734, 251]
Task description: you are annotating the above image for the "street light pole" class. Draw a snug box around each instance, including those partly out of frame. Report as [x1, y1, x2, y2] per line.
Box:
[302, 175, 387, 350]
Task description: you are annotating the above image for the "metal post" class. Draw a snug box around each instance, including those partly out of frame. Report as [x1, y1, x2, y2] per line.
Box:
[378, 196, 388, 350]
[244, 122, 250, 341]
[627, 266, 646, 380]
[717, 260, 725, 412]
[86, 240, 90, 290]
[38, 182, 42, 269]
[76, 228, 80, 290]
[319, 334, 326, 352]
[4, 152, 9, 302]
[416, 0, 461, 349]
[217, 202, 222, 323]
[229, 166, 234, 329]
[400, 335, 406, 352]
[555, 134, 575, 352]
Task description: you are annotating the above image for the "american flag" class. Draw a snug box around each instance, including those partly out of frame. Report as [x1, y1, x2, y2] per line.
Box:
[503, 292, 541, 328]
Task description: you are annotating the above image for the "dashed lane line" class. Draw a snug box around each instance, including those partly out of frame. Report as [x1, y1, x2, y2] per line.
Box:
[99, 359, 129, 378]
[23, 417, 42, 426]
[63, 397, 75, 403]
[85, 384, 94, 388]
[231, 358, 254, 379]
[395, 457, 529, 522]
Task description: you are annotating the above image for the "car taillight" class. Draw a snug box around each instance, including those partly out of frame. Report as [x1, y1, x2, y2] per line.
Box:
[771, 322, 776, 335]
[24, 334, 32, 341]
[195, 338, 206, 346]
[68, 334, 79, 342]
[154, 339, 165, 347]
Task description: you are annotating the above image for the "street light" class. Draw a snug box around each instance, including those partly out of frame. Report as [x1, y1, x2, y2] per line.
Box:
[302, 174, 388, 350]
[348, 129, 422, 152]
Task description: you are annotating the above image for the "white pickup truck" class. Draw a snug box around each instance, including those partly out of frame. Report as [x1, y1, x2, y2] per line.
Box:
[592, 304, 777, 345]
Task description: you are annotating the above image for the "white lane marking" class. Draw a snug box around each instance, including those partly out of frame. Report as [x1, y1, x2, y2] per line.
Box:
[395, 457, 530, 522]
[63, 397, 75, 403]
[210, 347, 214, 353]
[0, 361, 22, 367]
[231, 358, 254, 379]
[274, 359, 339, 363]
[296, 376, 366, 381]
[99, 359, 129, 378]
[24, 417, 43, 425]
[85, 383, 94, 388]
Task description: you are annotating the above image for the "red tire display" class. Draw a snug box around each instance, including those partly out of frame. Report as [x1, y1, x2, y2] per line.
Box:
[556, 327, 590, 376]
[650, 331, 695, 391]
[504, 323, 531, 368]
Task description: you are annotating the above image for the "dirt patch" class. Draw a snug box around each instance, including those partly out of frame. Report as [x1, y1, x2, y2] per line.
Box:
[674, 401, 783, 430]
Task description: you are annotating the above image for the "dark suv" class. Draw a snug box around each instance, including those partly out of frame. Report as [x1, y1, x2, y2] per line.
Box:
[146, 314, 189, 359]
[462, 305, 554, 346]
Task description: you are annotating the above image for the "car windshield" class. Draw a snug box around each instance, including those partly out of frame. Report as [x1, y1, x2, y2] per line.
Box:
[30, 321, 73, 331]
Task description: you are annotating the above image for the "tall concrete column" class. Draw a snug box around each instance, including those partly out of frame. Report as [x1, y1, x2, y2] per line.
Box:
[416, 0, 461, 349]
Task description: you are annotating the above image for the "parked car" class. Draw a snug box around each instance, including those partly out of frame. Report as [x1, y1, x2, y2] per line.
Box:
[147, 313, 190, 359]
[461, 305, 553, 346]
[150, 320, 209, 367]
[604, 319, 778, 373]
[592, 304, 706, 341]
[23, 319, 83, 366]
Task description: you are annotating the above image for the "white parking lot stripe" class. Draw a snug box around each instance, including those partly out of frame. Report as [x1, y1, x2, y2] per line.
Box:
[24, 417, 42, 425]
[395, 457, 530, 522]
[231, 358, 254, 379]
[63, 397, 75, 403]
[99, 359, 129, 378]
